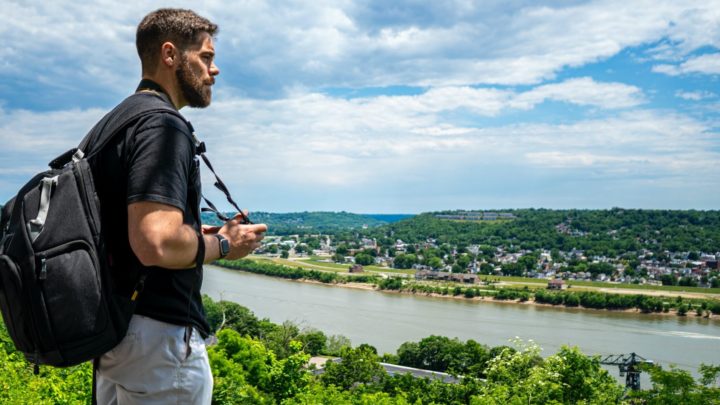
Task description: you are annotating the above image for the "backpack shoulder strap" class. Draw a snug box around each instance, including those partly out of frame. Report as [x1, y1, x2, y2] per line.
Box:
[49, 93, 184, 169]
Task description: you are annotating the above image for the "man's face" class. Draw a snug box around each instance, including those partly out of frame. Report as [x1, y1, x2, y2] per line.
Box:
[176, 33, 219, 108]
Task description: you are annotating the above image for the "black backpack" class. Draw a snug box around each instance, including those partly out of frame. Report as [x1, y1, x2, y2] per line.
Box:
[0, 93, 184, 369]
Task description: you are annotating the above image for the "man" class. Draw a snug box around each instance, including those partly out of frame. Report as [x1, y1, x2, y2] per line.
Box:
[92, 8, 267, 404]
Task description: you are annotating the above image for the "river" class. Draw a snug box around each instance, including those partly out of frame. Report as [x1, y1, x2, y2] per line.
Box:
[201, 265, 720, 380]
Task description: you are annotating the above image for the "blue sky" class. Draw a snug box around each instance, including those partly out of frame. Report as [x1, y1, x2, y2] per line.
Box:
[1, 0, 719, 213]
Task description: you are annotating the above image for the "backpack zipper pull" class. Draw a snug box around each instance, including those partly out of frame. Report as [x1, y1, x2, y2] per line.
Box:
[38, 256, 47, 281]
[130, 274, 147, 301]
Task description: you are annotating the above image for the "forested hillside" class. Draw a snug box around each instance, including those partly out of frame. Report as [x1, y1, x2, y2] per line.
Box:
[364, 208, 720, 256]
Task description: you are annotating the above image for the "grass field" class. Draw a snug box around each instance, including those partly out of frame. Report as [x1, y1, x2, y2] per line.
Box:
[301, 256, 415, 275]
[476, 275, 720, 295]
[246, 255, 720, 297]
[248, 255, 414, 276]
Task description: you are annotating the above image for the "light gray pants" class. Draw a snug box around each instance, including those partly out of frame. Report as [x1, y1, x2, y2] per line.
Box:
[96, 315, 213, 404]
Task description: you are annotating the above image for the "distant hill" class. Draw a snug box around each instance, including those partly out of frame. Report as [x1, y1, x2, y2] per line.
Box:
[362, 208, 720, 254]
[201, 211, 410, 235]
[363, 214, 414, 223]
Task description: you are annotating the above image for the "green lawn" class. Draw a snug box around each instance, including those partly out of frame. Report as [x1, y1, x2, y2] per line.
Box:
[245, 256, 720, 296]
[248, 255, 414, 275]
[301, 256, 415, 275]
[478, 275, 720, 295]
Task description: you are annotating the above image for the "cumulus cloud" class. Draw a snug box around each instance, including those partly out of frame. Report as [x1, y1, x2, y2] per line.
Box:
[2, 1, 719, 210]
[179, 92, 714, 195]
[653, 53, 720, 76]
[2, 0, 719, 103]
[510, 77, 645, 110]
[0, 86, 717, 210]
[675, 90, 717, 101]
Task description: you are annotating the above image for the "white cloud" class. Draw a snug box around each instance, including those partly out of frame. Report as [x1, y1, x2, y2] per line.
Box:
[1, 0, 719, 100]
[675, 90, 717, 101]
[511, 77, 645, 110]
[0, 88, 717, 210]
[0, 107, 105, 155]
[653, 53, 720, 76]
[178, 93, 715, 194]
[1, 1, 719, 210]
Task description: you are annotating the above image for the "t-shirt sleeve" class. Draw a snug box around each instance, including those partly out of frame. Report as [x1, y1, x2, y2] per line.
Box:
[126, 113, 194, 212]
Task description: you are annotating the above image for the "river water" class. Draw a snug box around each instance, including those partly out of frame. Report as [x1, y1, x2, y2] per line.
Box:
[201, 265, 720, 379]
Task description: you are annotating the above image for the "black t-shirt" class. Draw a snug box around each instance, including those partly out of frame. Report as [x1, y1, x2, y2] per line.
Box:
[91, 86, 210, 338]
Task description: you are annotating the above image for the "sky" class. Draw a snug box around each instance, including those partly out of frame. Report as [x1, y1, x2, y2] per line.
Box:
[1, 0, 719, 214]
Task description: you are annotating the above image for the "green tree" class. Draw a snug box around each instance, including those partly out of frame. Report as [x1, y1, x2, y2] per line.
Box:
[203, 296, 260, 336]
[332, 253, 345, 263]
[355, 253, 375, 266]
[427, 256, 444, 270]
[629, 363, 720, 404]
[476, 341, 623, 404]
[208, 329, 311, 403]
[393, 254, 418, 269]
[264, 320, 301, 359]
[298, 330, 327, 356]
[321, 345, 386, 390]
[326, 334, 352, 356]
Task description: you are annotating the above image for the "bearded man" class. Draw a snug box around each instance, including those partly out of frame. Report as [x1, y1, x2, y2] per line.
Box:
[90, 8, 267, 404]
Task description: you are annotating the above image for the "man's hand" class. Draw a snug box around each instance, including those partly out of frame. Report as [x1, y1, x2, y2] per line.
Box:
[218, 213, 267, 260]
[202, 224, 221, 234]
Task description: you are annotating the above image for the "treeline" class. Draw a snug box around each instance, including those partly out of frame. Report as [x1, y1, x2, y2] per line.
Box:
[2, 298, 719, 404]
[534, 289, 720, 315]
[202, 211, 389, 235]
[363, 208, 720, 255]
[377, 278, 720, 316]
[215, 258, 380, 284]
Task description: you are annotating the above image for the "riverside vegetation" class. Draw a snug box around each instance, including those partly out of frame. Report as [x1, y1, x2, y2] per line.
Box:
[1, 296, 719, 404]
[216, 259, 720, 317]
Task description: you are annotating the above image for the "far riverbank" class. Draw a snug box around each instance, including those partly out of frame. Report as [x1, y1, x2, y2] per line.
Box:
[213, 259, 720, 319]
[235, 269, 719, 319]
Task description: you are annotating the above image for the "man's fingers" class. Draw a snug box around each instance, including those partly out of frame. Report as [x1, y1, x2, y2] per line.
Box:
[233, 210, 251, 222]
[248, 223, 268, 233]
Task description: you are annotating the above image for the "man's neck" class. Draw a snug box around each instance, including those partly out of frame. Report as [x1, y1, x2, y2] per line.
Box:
[140, 75, 184, 109]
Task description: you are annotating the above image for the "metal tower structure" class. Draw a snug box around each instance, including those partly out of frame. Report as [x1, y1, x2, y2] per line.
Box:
[600, 352, 653, 390]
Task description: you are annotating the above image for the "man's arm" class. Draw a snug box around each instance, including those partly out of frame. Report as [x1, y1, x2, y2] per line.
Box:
[128, 201, 267, 269]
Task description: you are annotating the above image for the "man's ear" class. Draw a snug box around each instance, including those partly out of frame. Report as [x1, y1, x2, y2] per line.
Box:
[161, 42, 177, 67]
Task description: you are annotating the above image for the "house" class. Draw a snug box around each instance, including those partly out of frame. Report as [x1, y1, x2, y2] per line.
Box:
[547, 279, 566, 290]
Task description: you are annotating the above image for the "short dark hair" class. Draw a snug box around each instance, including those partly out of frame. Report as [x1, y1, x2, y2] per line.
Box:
[136, 8, 218, 73]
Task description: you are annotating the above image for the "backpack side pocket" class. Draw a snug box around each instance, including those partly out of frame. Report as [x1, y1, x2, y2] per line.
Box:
[0, 254, 33, 352]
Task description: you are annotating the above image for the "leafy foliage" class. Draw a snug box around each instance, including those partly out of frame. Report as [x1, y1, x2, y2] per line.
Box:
[0, 320, 91, 404]
[2, 298, 718, 404]
[216, 258, 381, 284]
[364, 208, 720, 255]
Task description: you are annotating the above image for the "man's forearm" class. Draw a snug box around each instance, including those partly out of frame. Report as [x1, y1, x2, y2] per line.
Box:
[128, 202, 265, 269]
[158, 224, 223, 268]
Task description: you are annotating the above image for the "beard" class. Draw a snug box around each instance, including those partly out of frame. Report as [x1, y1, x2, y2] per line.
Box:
[176, 55, 212, 108]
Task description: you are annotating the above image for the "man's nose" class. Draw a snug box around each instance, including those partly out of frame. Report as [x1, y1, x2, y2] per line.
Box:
[210, 62, 219, 76]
